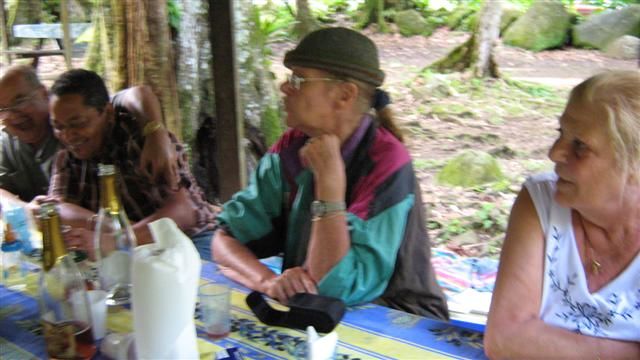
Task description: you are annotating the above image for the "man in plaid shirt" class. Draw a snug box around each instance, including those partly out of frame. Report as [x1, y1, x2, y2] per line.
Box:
[47, 69, 217, 259]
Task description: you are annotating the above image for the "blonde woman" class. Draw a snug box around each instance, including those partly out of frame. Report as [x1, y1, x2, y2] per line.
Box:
[485, 71, 640, 358]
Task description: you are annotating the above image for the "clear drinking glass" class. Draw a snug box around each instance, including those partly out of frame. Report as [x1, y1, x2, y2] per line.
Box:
[199, 282, 231, 339]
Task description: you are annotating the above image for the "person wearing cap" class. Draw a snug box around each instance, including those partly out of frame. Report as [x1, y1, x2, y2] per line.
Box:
[212, 27, 448, 319]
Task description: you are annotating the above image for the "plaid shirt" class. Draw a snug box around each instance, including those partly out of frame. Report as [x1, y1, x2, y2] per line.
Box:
[48, 93, 216, 236]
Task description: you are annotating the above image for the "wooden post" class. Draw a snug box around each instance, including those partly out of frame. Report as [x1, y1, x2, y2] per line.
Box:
[0, 0, 9, 65]
[60, 0, 72, 69]
[209, 0, 246, 201]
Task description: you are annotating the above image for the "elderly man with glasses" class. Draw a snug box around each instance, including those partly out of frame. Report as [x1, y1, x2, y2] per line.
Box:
[0, 65, 177, 205]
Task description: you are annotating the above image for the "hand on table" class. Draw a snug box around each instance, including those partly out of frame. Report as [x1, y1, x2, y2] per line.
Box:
[263, 266, 318, 304]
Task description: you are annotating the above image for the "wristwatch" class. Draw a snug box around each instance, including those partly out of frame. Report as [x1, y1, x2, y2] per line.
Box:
[310, 200, 346, 219]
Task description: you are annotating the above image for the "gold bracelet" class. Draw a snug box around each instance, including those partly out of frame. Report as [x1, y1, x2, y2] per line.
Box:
[142, 121, 163, 137]
[312, 211, 346, 222]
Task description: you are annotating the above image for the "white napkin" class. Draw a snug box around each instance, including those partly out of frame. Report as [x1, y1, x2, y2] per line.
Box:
[131, 218, 201, 359]
[306, 326, 338, 360]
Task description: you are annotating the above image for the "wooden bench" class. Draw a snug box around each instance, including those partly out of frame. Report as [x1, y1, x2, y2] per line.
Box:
[4, 23, 91, 66]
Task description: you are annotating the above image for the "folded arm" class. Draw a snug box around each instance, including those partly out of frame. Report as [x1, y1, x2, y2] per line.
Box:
[484, 188, 640, 359]
[117, 86, 178, 188]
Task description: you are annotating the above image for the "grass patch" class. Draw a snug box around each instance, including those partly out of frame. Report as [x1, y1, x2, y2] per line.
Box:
[413, 71, 567, 122]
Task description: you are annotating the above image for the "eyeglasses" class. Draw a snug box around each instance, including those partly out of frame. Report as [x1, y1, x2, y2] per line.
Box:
[286, 73, 342, 91]
[0, 93, 37, 120]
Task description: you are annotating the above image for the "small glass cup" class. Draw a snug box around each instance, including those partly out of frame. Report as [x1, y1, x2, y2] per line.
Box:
[72, 290, 108, 340]
[198, 282, 231, 339]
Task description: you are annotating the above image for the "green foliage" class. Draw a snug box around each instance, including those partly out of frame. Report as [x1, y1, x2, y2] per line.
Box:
[429, 201, 509, 247]
[414, 71, 566, 123]
[167, 0, 181, 31]
[251, 2, 295, 49]
[413, 158, 443, 170]
[429, 218, 468, 242]
[423, 8, 450, 29]
[471, 203, 508, 233]
[260, 106, 285, 147]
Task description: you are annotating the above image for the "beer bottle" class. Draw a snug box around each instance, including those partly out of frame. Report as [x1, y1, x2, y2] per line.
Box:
[39, 202, 96, 359]
[94, 164, 137, 306]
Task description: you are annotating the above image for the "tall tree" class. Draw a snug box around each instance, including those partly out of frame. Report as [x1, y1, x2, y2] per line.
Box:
[429, 0, 503, 78]
[357, 0, 389, 32]
[175, 0, 280, 202]
[86, 0, 181, 138]
[293, 0, 319, 38]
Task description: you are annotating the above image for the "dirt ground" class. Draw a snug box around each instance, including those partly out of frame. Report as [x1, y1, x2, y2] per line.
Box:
[12, 25, 637, 256]
[270, 26, 637, 256]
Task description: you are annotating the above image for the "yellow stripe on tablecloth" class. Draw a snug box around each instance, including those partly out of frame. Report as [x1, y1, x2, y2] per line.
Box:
[227, 290, 451, 359]
[17, 270, 450, 359]
[104, 306, 224, 360]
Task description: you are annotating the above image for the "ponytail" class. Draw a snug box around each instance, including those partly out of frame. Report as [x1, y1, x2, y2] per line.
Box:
[341, 76, 405, 143]
[376, 106, 404, 143]
[373, 88, 404, 142]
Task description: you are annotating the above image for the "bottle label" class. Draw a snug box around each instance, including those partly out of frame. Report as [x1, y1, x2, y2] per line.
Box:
[4, 207, 34, 254]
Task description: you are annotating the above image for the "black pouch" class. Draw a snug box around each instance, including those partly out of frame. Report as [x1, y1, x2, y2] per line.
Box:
[246, 291, 346, 333]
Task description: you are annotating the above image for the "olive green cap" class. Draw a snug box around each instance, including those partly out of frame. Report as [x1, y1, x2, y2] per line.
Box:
[284, 27, 385, 86]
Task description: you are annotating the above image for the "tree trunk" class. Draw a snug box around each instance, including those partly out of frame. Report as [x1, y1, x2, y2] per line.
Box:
[293, 0, 319, 38]
[357, 0, 389, 32]
[1, 0, 9, 65]
[175, 0, 278, 202]
[428, 0, 502, 78]
[472, 0, 502, 77]
[144, 0, 181, 138]
[93, 0, 182, 138]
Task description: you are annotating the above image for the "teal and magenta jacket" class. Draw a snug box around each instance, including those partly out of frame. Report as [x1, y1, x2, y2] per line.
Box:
[217, 116, 448, 319]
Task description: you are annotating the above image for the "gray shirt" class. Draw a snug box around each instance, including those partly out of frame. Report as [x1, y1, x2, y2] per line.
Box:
[0, 129, 59, 201]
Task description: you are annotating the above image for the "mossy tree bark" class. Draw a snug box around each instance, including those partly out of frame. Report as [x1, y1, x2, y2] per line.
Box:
[357, 0, 389, 32]
[428, 0, 502, 78]
[1, 0, 9, 65]
[293, 0, 319, 39]
[88, 0, 181, 138]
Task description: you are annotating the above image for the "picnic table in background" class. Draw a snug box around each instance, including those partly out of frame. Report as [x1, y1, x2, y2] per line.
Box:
[1, 259, 488, 359]
[2, 23, 91, 67]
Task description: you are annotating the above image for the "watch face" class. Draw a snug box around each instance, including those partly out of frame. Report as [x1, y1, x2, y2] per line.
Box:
[311, 200, 325, 217]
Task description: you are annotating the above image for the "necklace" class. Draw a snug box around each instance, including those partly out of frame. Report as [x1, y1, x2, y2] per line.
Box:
[578, 213, 602, 275]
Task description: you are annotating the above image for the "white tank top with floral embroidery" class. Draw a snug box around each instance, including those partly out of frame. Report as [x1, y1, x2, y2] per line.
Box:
[525, 172, 640, 342]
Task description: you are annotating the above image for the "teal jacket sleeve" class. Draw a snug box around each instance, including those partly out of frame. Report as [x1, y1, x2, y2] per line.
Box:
[216, 153, 285, 243]
[316, 194, 415, 305]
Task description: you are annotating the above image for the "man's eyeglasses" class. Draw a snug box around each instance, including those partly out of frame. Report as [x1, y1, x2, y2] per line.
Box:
[286, 73, 342, 91]
[0, 93, 37, 120]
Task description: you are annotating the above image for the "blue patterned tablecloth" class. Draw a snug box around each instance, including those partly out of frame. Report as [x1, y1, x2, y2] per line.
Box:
[1, 261, 487, 359]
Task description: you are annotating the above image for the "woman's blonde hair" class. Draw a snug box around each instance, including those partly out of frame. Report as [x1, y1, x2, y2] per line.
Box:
[570, 70, 640, 176]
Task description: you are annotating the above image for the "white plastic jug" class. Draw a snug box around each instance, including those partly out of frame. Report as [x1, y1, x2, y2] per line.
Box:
[131, 218, 201, 359]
